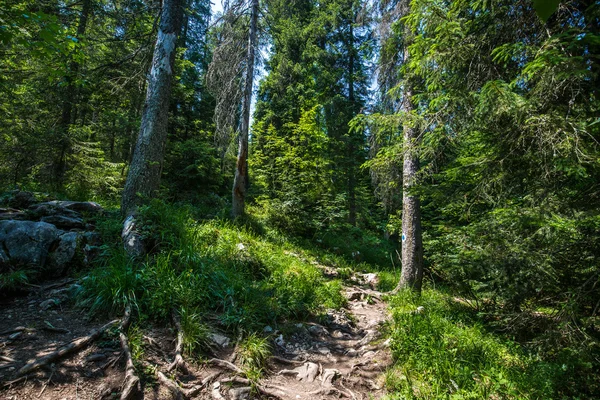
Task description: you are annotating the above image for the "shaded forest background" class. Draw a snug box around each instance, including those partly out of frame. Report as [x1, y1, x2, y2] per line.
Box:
[1, 0, 599, 398]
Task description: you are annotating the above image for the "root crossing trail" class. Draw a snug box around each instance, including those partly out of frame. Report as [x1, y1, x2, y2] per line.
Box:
[0, 271, 393, 400]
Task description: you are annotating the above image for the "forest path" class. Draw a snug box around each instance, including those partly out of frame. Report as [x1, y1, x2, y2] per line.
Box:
[197, 264, 394, 400]
[0, 269, 393, 400]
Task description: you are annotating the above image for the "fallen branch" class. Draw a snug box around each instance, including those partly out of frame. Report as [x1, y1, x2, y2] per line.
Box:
[167, 309, 188, 373]
[17, 319, 119, 376]
[119, 305, 141, 400]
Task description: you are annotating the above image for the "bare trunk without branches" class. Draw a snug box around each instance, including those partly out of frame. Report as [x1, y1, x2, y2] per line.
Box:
[397, 46, 423, 293]
[231, 0, 259, 218]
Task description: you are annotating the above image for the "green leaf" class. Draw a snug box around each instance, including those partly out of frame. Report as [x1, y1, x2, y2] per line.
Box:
[532, 0, 561, 22]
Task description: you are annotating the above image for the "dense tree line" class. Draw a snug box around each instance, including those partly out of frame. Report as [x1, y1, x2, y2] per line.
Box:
[1, 2, 599, 390]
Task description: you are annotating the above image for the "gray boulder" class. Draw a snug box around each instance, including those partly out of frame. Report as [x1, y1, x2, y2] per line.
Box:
[48, 232, 80, 274]
[35, 201, 103, 214]
[0, 220, 59, 269]
[41, 215, 85, 230]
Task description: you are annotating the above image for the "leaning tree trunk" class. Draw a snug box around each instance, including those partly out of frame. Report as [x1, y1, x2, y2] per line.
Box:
[120, 0, 183, 255]
[397, 45, 423, 293]
[231, 0, 259, 218]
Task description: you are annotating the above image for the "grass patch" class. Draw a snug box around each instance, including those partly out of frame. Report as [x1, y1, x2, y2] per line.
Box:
[384, 289, 599, 399]
[79, 200, 347, 333]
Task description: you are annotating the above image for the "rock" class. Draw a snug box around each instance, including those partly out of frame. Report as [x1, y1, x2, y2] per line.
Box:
[361, 273, 379, 289]
[294, 362, 320, 382]
[357, 330, 380, 347]
[317, 347, 331, 355]
[35, 201, 103, 214]
[274, 334, 285, 347]
[209, 332, 230, 348]
[263, 325, 274, 334]
[41, 215, 85, 230]
[48, 232, 80, 272]
[0, 220, 59, 268]
[321, 369, 340, 386]
[82, 231, 102, 246]
[307, 324, 329, 337]
[40, 299, 59, 310]
[229, 387, 251, 400]
[362, 350, 377, 359]
[0, 208, 27, 221]
[28, 203, 80, 219]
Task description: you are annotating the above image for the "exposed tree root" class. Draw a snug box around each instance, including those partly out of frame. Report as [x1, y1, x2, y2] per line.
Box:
[118, 305, 141, 400]
[17, 319, 119, 376]
[270, 355, 306, 365]
[211, 382, 226, 400]
[1, 375, 27, 388]
[167, 309, 188, 373]
[0, 327, 32, 336]
[208, 358, 242, 374]
[157, 371, 187, 400]
[220, 376, 250, 385]
[0, 355, 16, 363]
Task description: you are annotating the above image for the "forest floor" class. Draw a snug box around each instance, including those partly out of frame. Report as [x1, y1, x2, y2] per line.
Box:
[0, 264, 393, 399]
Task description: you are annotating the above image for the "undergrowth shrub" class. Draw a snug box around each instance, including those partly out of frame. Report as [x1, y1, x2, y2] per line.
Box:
[79, 200, 346, 333]
[238, 333, 271, 380]
[385, 289, 598, 399]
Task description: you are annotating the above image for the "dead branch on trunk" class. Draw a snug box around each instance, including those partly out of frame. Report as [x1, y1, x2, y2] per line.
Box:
[17, 319, 119, 376]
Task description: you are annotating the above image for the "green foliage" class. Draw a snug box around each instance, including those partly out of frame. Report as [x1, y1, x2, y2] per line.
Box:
[179, 307, 211, 356]
[78, 249, 143, 315]
[80, 200, 346, 331]
[238, 333, 271, 380]
[0, 269, 32, 293]
[385, 289, 598, 399]
[128, 324, 145, 364]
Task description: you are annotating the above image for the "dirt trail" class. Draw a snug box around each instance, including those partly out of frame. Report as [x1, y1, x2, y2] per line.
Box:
[0, 270, 393, 399]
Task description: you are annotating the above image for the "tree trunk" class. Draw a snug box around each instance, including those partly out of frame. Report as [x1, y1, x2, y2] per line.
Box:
[121, 0, 183, 217]
[397, 46, 423, 293]
[231, 0, 259, 218]
[54, 0, 92, 187]
[347, 21, 357, 226]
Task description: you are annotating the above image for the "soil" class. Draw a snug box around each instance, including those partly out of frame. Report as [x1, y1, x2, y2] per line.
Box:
[0, 268, 394, 400]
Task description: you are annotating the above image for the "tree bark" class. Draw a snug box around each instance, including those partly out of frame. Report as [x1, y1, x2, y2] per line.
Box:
[231, 0, 259, 218]
[397, 46, 423, 293]
[121, 0, 183, 217]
